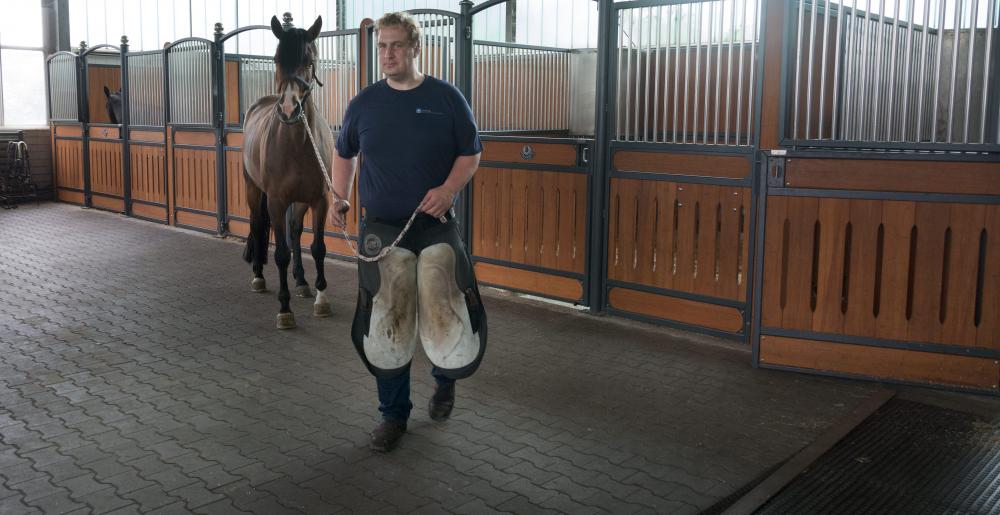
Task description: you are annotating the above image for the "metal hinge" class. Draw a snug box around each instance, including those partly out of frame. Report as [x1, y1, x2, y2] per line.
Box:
[465, 27, 472, 39]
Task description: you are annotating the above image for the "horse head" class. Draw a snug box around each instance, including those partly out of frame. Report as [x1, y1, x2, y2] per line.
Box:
[271, 15, 322, 125]
[104, 86, 123, 125]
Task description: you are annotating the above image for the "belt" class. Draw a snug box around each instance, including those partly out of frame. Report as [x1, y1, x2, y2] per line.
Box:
[371, 207, 455, 228]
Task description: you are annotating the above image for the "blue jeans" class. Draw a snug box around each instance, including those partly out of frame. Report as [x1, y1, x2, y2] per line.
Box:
[377, 367, 455, 423]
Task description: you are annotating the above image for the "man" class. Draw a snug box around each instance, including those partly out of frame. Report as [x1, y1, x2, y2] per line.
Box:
[330, 12, 487, 453]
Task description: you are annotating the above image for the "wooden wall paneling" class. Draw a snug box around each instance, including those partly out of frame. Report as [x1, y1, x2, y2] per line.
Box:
[812, 198, 850, 334]
[509, 169, 528, 264]
[226, 150, 249, 218]
[558, 172, 584, 274]
[225, 60, 239, 125]
[942, 204, 987, 346]
[87, 66, 121, 124]
[875, 201, 916, 341]
[784, 159, 1000, 196]
[843, 200, 882, 338]
[694, 185, 721, 297]
[481, 141, 577, 167]
[673, 183, 697, 292]
[759, 0, 786, 149]
[475, 263, 583, 302]
[760, 196, 786, 327]
[759, 335, 999, 390]
[525, 172, 544, 267]
[540, 171, 560, 270]
[166, 129, 174, 224]
[609, 179, 636, 282]
[781, 196, 819, 331]
[978, 205, 1000, 349]
[130, 145, 165, 204]
[609, 287, 744, 333]
[907, 202, 949, 343]
[472, 169, 494, 259]
[613, 151, 750, 179]
[635, 178, 659, 287]
[652, 181, 678, 291]
[718, 188, 742, 300]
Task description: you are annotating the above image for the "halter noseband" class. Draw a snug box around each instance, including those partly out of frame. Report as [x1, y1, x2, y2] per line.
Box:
[276, 65, 323, 126]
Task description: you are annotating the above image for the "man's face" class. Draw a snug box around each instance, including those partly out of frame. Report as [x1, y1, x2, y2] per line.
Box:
[377, 25, 418, 79]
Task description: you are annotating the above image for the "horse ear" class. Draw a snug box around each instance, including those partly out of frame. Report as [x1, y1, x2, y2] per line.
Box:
[306, 16, 322, 41]
[104, 86, 111, 97]
[270, 15, 283, 39]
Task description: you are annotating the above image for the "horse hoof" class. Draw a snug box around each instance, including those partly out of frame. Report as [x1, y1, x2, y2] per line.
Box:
[295, 285, 312, 298]
[276, 312, 296, 329]
[250, 277, 267, 293]
[313, 290, 332, 318]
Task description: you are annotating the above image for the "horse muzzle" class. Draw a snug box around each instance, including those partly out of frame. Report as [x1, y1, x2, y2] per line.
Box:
[276, 102, 304, 125]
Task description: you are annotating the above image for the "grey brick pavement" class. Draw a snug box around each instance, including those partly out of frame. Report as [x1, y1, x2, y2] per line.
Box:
[0, 203, 879, 514]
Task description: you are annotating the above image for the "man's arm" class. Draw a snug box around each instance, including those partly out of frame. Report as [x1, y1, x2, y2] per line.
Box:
[420, 152, 481, 219]
[330, 154, 357, 227]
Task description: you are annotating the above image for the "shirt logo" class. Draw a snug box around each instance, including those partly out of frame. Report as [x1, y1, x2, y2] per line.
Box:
[415, 108, 442, 115]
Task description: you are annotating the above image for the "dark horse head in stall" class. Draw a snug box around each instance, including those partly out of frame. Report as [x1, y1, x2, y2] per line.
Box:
[104, 86, 123, 124]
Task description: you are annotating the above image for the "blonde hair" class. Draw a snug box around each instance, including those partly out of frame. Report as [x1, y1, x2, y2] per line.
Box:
[375, 12, 422, 48]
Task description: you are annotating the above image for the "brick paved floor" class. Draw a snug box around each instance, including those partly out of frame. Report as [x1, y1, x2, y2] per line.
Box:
[0, 203, 881, 514]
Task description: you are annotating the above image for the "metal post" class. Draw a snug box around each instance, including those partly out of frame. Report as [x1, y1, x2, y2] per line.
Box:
[214, 23, 227, 236]
[79, 41, 92, 208]
[458, 1, 474, 249]
[588, 0, 613, 312]
[121, 36, 132, 217]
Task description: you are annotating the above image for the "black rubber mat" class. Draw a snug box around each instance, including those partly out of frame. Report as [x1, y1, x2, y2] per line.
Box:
[756, 399, 1000, 515]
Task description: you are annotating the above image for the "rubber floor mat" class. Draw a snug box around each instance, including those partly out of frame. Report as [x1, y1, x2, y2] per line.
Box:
[756, 399, 1000, 515]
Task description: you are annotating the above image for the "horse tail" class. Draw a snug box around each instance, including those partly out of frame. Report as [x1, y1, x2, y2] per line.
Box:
[242, 192, 271, 264]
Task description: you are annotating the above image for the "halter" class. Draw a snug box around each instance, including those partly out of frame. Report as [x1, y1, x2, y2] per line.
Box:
[275, 65, 323, 125]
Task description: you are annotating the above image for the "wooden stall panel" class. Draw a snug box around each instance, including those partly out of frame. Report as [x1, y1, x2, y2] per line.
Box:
[225, 149, 249, 220]
[608, 178, 749, 302]
[475, 262, 583, 302]
[785, 159, 1000, 196]
[87, 65, 121, 124]
[481, 141, 577, 167]
[609, 287, 744, 333]
[129, 145, 166, 205]
[54, 139, 84, 194]
[172, 147, 217, 213]
[88, 140, 124, 198]
[613, 151, 750, 179]
[472, 167, 587, 274]
[761, 195, 1000, 349]
[760, 336, 999, 391]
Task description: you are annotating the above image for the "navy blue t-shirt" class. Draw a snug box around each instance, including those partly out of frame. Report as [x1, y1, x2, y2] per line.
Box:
[335, 76, 483, 220]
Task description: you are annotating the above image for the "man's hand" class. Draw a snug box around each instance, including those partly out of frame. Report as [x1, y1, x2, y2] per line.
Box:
[329, 199, 350, 228]
[420, 185, 457, 219]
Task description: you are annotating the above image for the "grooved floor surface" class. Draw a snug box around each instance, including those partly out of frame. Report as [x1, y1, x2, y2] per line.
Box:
[0, 203, 880, 514]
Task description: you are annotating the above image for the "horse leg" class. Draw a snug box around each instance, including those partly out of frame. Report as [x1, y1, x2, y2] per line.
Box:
[269, 196, 295, 329]
[244, 178, 269, 293]
[311, 196, 331, 318]
[289, 202, 311, 298]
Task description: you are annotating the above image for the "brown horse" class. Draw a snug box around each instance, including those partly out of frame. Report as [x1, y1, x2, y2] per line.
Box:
[242, 15, 335, 329]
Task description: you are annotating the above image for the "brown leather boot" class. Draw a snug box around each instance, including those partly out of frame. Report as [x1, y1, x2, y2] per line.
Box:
[428, 383, 455, 422]
[369, 419, 407, 452]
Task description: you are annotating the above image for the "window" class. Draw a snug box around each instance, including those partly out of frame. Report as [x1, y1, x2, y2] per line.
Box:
[0, 1, 47, 127]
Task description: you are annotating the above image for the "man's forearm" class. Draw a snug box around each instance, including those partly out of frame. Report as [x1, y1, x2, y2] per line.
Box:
[442, 153, 481, 195]
[332, 155, 357, 200]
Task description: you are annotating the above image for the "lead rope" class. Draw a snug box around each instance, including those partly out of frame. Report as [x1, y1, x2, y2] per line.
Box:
[300, 111, 443, 263]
